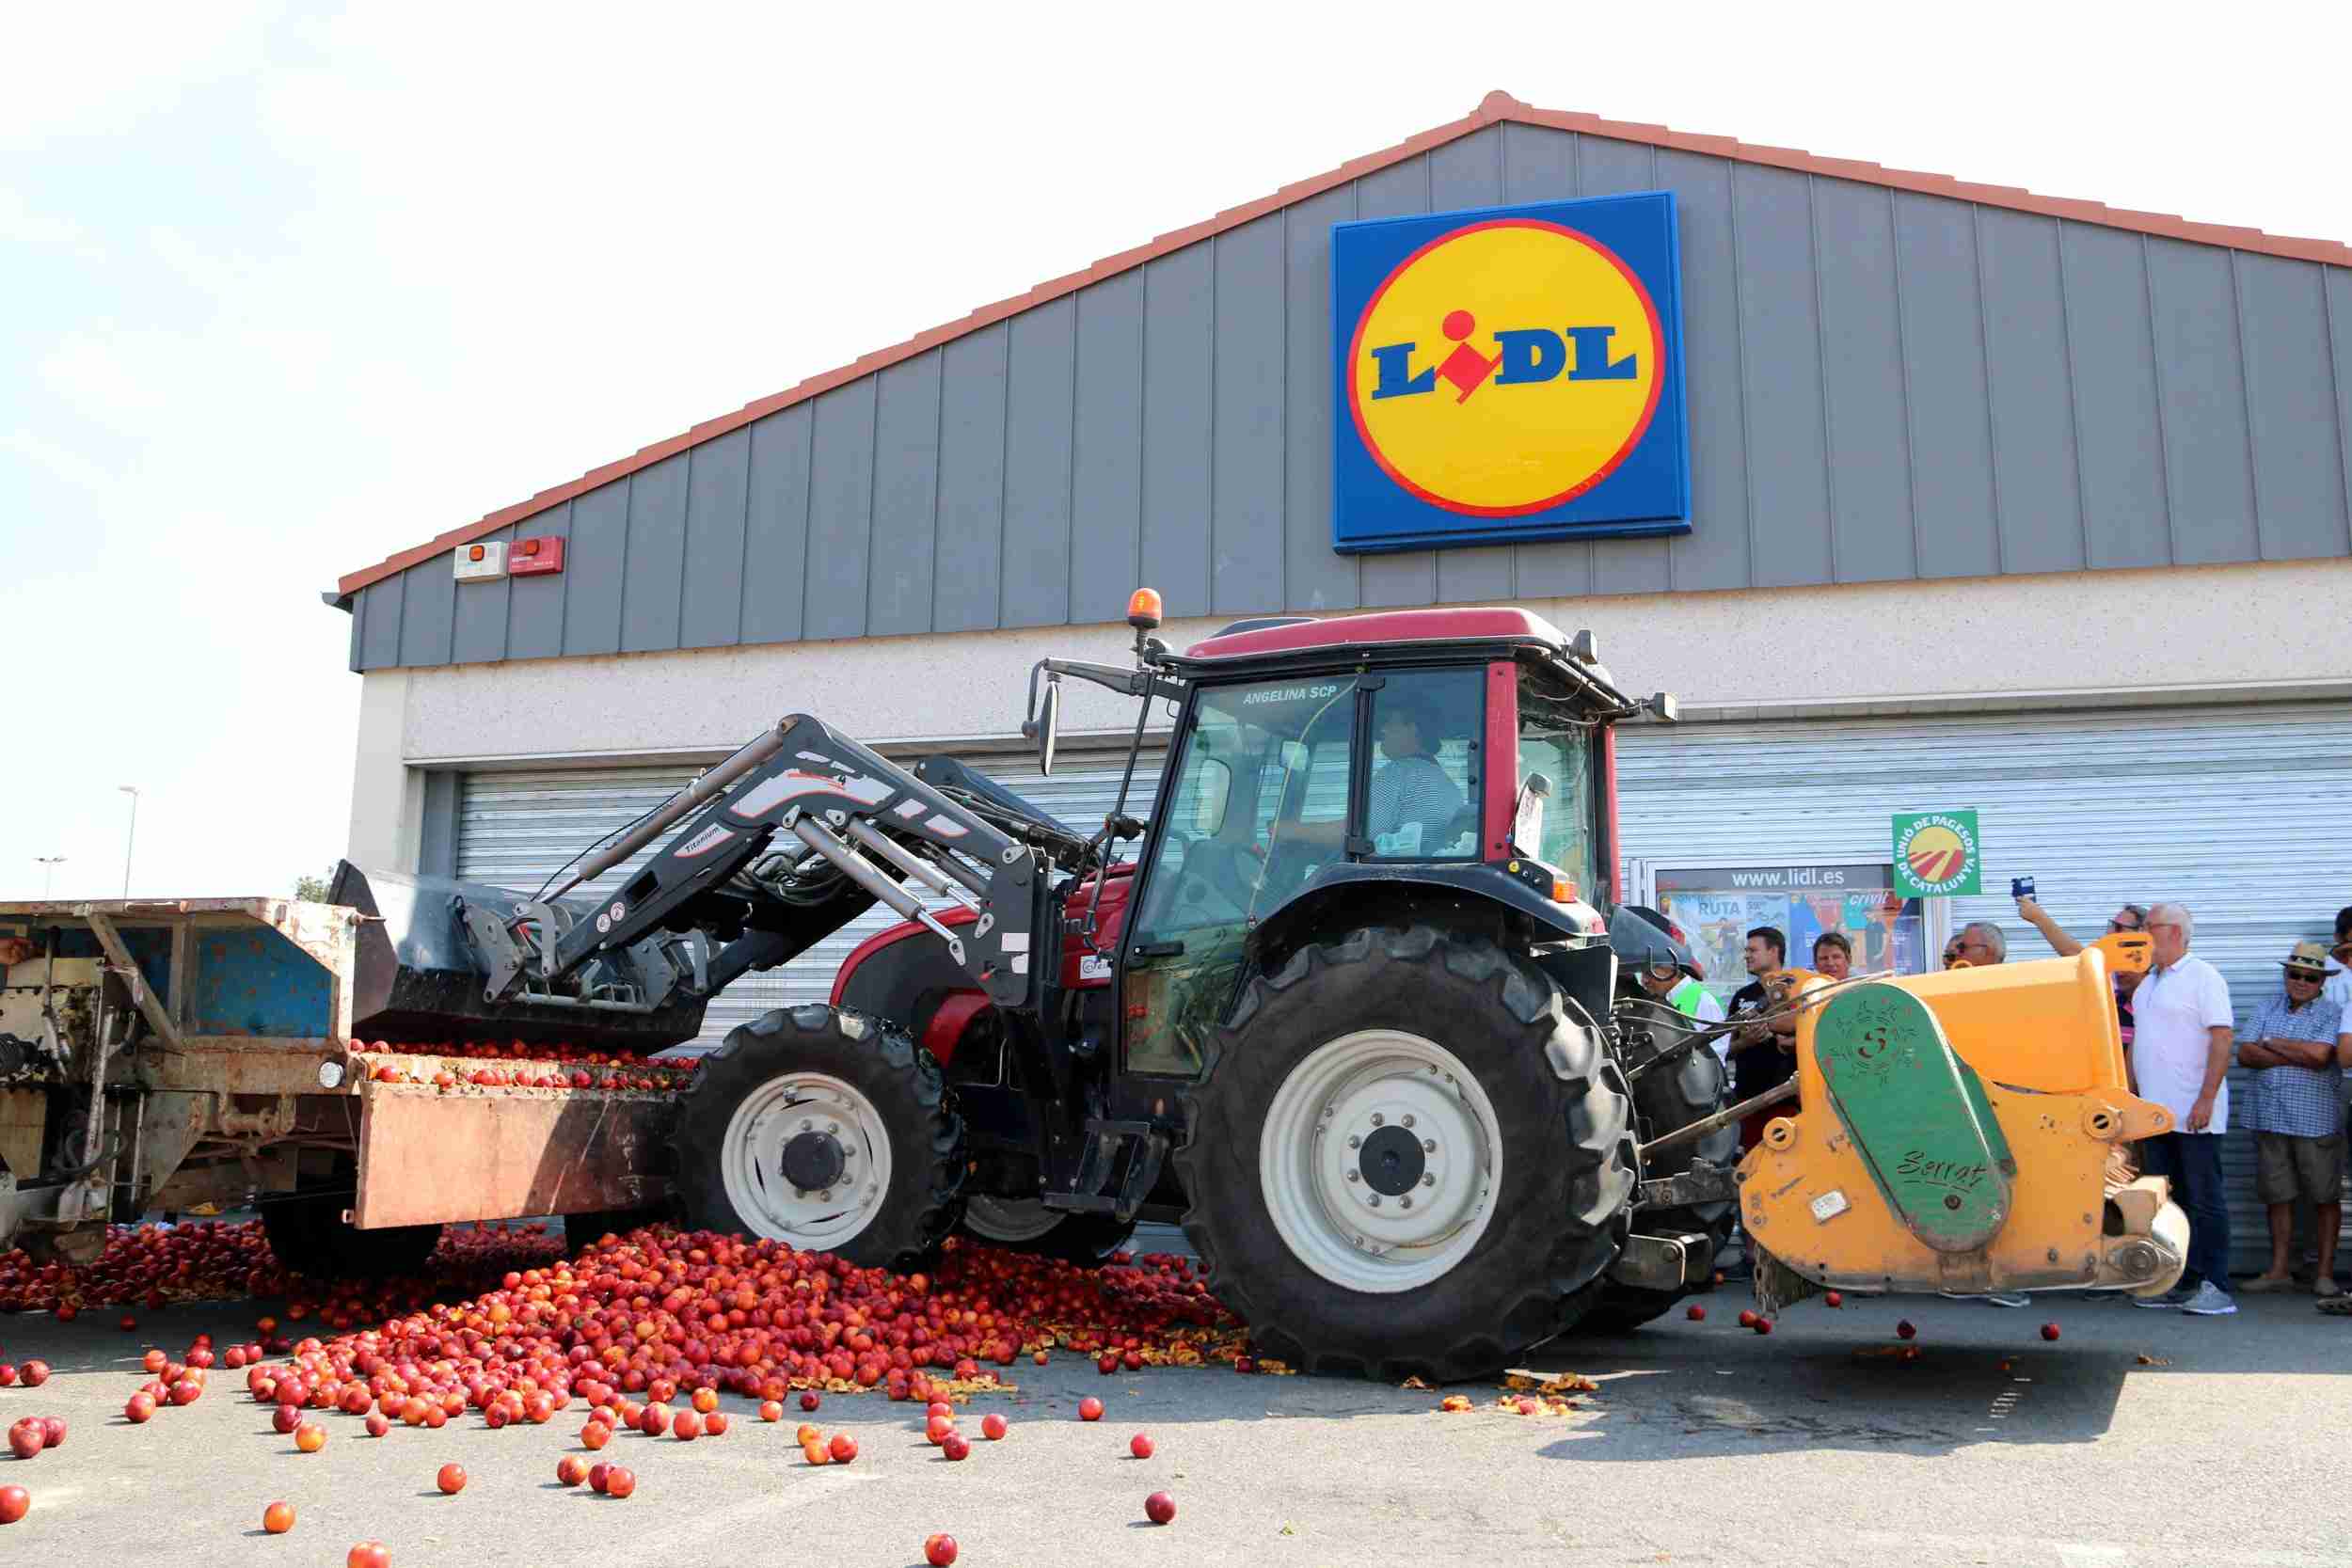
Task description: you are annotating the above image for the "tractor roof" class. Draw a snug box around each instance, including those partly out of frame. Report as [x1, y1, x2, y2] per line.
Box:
[1182, 607, 1568, 663]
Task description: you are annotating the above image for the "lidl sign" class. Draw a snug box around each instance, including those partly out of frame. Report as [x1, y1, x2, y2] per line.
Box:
[1331, 193, 1690, 553]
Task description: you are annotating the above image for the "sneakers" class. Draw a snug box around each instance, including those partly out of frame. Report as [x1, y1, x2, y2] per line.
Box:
[2132, 1285, 2196, 1309]
[2179, 1281, 2238, 1316]
[1938, 1290, 2030, 1307]
[2315, 1278, 2343, 1300]
[2240, 1274, 2296, 1294]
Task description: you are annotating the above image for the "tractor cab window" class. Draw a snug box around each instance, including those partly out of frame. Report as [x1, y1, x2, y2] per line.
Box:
[1134, 676, 1359, 942]
[1122, 676, 1359, 1076]
[1361, 671, 1482, 860]
[1515, 671, 1602, 903]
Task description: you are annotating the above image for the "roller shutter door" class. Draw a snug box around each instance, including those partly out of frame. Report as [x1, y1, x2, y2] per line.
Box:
[457, 748, 1167, 1051]
[1616, 701, 2352, 1277]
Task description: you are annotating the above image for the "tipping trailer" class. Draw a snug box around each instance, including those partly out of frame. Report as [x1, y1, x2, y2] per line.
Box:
[0, 895, 682, 1270]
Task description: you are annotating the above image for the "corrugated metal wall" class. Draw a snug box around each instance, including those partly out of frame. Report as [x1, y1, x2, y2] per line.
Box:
[1617, 701, 2352, 1276]
[455, 750, 1166, 1049]
[350, 122, 2352, 672]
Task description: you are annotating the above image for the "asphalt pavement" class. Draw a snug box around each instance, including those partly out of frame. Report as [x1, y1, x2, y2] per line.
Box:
[3, 1280, 2348, 1567]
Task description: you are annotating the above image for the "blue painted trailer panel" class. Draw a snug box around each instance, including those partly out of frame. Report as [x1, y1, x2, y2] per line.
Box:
[193, 925, 330, 1038]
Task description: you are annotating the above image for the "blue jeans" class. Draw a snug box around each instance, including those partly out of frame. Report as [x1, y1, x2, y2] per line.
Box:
[2141, 1132, 2231, 1291]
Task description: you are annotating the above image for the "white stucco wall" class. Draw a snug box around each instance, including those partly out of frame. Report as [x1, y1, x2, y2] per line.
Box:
[347, 557, 2352, 863]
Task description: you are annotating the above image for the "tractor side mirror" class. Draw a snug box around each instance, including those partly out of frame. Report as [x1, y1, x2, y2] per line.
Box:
[1030, 680, 1062, 777]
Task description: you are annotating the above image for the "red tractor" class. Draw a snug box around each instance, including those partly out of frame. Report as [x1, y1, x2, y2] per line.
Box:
[345, 592, 1731, 1378]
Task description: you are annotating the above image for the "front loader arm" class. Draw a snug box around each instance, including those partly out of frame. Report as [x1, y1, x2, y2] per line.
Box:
[472, 714, 1047, 1013]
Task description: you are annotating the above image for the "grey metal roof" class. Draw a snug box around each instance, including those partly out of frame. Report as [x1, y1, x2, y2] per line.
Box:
[347, 121, 2352, 673]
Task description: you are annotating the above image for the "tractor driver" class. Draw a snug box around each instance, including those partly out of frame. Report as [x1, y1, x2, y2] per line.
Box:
[1282, 691, 1465, 856]
[1365, 695, 1464, 853]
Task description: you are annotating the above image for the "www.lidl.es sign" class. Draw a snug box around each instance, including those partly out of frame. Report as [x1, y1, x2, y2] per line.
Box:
[1332, 193, 1690, 553]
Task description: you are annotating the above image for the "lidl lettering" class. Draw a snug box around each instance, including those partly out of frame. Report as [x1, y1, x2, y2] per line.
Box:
[1727, 867, 1851, 889]
[1368, 322, 1639, 401]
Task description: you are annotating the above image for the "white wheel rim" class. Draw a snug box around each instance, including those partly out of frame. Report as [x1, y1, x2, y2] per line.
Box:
[961, 1195, 1067, 1244]
[1258, 1028, 1502, 1294]
[720, 1071, 893, 1249]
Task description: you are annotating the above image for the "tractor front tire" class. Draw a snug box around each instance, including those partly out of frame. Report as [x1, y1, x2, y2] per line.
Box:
[1577, 1015, 1738, 1333]
[1175, 926, 1636, 1382]
[672, 1005, 963, 1271]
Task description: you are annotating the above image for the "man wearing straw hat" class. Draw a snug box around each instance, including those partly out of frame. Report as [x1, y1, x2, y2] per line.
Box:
[2234, 942, 2344, 1298]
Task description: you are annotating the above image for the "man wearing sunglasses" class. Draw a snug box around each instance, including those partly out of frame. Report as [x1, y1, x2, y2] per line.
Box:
[2235, 942, 2344, 1298]
[2015, 895, 2151, 956]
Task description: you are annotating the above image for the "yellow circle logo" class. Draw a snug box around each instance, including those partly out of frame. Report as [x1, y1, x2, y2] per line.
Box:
[1346, 219, 1664, 517]
[1902, 824, 1968, 887]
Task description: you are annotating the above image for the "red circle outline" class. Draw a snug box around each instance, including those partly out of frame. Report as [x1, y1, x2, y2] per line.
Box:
[1344, 217, 1667, 519]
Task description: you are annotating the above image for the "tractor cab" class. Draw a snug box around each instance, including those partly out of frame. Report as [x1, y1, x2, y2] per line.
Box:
[1091, 604, 1661, 1083]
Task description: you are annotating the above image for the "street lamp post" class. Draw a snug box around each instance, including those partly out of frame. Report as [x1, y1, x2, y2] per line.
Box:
[36, 856, 66, 898]
[118, 785, 139, 897]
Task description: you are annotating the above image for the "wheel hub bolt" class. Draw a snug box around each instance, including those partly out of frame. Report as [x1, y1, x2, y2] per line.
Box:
[1368, 1195, 1382, 1208]
[1370, 1113, 1384, 1126]
[818, 1190, 832, 1202]
[800, 1119, 812, 1132]
[1422, 1139, 1436, 1153]
[1402, 1115, 1415, 1128]
[827, 1122, 839, 1134]
[1345, 1170, 1360, 1183]
[1400, 1196, 1413, 1210]
[1421, 1173, 1435, 1187]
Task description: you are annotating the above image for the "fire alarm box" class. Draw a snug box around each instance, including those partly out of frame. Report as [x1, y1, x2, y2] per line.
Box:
[453, 541, 507, 582]
[508, 536, 565, 578]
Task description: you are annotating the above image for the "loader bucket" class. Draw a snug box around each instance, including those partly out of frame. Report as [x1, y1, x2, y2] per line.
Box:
[330, 862, 707, 1053]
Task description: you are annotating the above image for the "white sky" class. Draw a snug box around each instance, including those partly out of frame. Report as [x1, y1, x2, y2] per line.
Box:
[4, 1, 2346, 901]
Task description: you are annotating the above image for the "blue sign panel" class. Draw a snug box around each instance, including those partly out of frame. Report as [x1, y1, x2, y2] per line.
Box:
[1332, 192, 1690, 553]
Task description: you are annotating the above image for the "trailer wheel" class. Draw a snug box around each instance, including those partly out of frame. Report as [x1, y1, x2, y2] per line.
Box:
[958, 1196, 1136, 1266]
[260, 1184, 442, 1279]
[1175, 926, 1635, 1382]
[673, 1005, 963, 1271]
[1576, 1011, 1738, 1333]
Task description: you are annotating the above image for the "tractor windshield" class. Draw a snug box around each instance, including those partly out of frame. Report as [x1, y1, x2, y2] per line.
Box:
[1121, 670, 1488, 1077]
[1136, 675, 1359, 940]
[1515, 669, 1603, 904]
[1120, 674, 1359, 1076]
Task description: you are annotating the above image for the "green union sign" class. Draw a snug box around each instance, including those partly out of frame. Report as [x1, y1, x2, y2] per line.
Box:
[1892, 809, 1982, 898]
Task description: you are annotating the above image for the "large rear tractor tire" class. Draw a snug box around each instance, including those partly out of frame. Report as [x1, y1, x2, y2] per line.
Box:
[1577, 1011, 1738, 1333]
[1175, 926, 1636, 1382]
[957, 1196, 1136, 1267]
[672, 1005, 963, 1271]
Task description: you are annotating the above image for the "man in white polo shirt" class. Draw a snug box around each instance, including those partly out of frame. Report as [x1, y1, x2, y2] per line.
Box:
[2129, 901, 2237, 1316]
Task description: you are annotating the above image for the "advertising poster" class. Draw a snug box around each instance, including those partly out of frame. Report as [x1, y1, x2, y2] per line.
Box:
[1653, 863, 1927, 1006]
